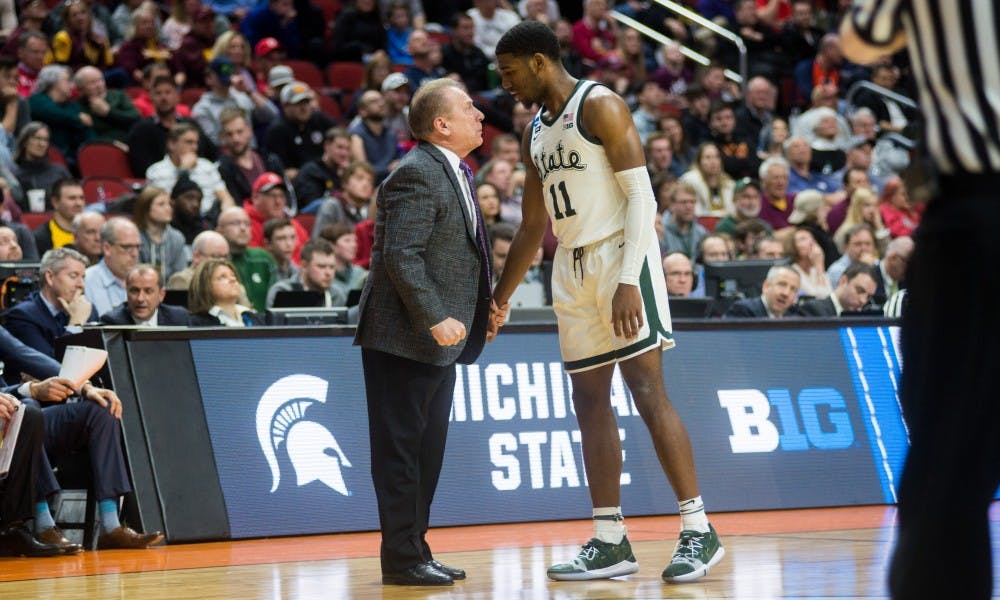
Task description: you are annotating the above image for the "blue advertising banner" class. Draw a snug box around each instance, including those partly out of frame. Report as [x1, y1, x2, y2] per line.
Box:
[191, 326, 908, 539]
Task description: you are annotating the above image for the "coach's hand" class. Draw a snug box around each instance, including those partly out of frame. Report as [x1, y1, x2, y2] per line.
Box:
[431, 317, 467, 347]
[611, 283, 643, 340]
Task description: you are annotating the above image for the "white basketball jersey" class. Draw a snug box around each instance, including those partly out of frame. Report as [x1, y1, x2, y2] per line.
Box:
[529, 80, 626, 248]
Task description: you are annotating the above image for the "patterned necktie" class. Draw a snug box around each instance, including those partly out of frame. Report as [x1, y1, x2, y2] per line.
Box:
[459, 160, 493, 290]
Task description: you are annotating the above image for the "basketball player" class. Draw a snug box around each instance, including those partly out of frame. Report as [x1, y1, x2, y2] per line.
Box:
[491, 21, 723, 583]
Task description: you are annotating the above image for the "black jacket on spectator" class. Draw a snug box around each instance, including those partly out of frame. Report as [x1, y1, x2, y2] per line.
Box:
[264, 112, 338, 172]
[293, 159, 340, 206]
[126, 116, 219, 178]
[798, 296, 837, 317]
[12, 160, 71, 210]
[217, 151, 286, 205]
[441, 42, 490, 93]
[99, 302, 190, 326]
[329, 7, 387, 62]
[724, 296, 802, 318]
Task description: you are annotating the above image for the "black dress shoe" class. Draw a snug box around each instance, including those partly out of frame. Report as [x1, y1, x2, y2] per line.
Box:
[0, 524, 63, 557]
[429, 560, 466, 580]
[382, 562, 454, 586]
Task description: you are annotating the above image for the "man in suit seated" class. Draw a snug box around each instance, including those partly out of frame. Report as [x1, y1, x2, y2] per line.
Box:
[99, 264, 189, 326]
[873, 235, 913, 307]
[800, 262, 878, 317]
[0, 326, 163, 553]
[724, 265, 802, 318]
[4, 248, 98, 362]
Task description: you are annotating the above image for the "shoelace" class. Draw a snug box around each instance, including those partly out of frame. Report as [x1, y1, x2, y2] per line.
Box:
[672, 532, 705, 563]
[578, 540, 602, 561]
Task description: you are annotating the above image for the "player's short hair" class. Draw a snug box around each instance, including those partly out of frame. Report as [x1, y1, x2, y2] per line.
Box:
[496, 21, 560, 61]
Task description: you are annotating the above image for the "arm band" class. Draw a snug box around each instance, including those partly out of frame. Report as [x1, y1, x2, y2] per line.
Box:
[614, 166, 657, 285]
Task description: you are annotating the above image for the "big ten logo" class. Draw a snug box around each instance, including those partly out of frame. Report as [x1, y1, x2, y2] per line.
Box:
[718, 388, 855, 453]
[488, 429, 631, 491]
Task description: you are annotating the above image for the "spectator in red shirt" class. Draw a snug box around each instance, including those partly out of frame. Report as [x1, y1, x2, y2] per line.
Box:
[879, 176, 922, 239]
[245, 172, 308, 263]
[572, 0, 618, 65]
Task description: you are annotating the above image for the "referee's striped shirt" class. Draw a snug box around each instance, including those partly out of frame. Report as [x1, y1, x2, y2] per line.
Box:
[851, 0, 1000, 174]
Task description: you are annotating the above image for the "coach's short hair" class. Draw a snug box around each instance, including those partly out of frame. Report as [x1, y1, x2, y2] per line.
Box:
[408, 78, 461, 141]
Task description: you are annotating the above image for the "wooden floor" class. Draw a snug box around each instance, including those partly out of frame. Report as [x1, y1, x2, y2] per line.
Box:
[0, 505, 997, 599]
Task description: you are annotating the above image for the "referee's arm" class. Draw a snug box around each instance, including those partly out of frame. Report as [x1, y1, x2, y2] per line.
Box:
[839, 2, 908, 65]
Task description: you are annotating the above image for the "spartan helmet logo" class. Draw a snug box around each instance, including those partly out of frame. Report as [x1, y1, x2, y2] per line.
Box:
[256, 374, 352, 495]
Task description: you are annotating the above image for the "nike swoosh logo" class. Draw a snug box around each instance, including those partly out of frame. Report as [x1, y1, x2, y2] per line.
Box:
[618, 242, 625, 248]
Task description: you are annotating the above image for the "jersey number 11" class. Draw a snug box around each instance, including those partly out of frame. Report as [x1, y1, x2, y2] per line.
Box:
[549, 181, 577, 220]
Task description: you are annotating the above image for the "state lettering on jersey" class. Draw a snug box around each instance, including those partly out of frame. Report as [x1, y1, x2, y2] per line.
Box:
[532, 141, 588, 183]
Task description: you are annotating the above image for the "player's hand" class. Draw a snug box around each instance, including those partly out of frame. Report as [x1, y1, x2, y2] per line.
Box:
[430, 317, 467, 347]
[0, 393, 19, 419]
[611, 283, 643, 340]
[487, 299, 510, 342]
[30, 377, 76, 403]
[82, 383, 122, 419]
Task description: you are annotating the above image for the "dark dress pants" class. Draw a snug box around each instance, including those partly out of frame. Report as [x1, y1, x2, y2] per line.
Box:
[25, 399, 132, 501]
[0, 403, 44, 525]
[889, 175, 1000, 600]
[362, 348, 456, 573]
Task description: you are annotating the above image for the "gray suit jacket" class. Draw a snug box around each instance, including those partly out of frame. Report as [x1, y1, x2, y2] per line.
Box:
[354, 142, 491, 366]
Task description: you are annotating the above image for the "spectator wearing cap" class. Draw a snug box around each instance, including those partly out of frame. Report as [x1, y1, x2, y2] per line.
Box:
[348, 90, 397, 183]
[401, 30, 446, 91]
[217, 107, 286, 205]
[170, 172, 210, 244]
[253, 38, 286, 93]
[192, 56, 278, 146]
[263, 80, 337, 181]
[246, 172, 308, 263]
[241, 0, 302, 58]
[380, 72, 412, 143]
[126, 74, 218, 177]
[145, 122, 234, 220]
[171, 7, 218, 89]
[442, 13, 491, 93]
[713, 177, 773, 238]
[74, 66, 141, 144]
[264, 65, 294, 103]
[294, 127, 352, 210]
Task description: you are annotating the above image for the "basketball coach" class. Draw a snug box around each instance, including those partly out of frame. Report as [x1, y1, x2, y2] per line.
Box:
[354, 78, 493, 587]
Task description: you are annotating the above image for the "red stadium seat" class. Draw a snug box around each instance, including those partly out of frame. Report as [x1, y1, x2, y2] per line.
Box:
[316, 93, 343, 121]
[427, 31, 451, 47]
[78, 142, 134, 179]
[180, 87, 206, 107]
[82, 177, 133, 204]
[47, 145, 66, 167]
[315, 0, 342, 24]
[285, 59, 325, 89]
[480, 124, 504, 159]
[20, 212, 51, 230]
[325, 61, 365, 92]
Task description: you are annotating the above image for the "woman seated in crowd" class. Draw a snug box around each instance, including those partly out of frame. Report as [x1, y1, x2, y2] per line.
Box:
[477, 181, 503, 227]
[188, 258, 265, 327]
[52, 0, 114, 71]
[12, 122, 71, 211]
[134, 186, 188, 280]
[115, 4, 172, 85]
[879, 176, 922, 239]
[834, 187, 890, 255]
[786, 226, 832, 300]
[680, 142, 735, 217]
[27, 66, 95, 164]
[211, 31, 255, 88]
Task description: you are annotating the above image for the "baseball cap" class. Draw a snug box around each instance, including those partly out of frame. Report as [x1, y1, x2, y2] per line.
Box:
[254, 37, 282, 58]
[252, 172, 287, 195]
[268, 65, 294, 88]
[209, 56, 235, 85]
[280, 81, 312, 105]
[787, 189, 824, 225]
[171, 172, 202, 199]
[381, 72, 409, 92]
[734, 177, 759, 194]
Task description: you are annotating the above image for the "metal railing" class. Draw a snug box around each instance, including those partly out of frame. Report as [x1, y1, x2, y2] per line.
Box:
[845, 80, 918, 110]
[610, 11, 743, 85]
[653, 0, 747, 85]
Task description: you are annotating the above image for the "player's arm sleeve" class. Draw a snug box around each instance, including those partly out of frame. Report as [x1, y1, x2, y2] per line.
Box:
[614, 166, 656, 286]
[850, 0, 904, 46]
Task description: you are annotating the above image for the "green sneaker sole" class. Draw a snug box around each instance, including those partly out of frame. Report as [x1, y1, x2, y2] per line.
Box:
[547, 559, 639, 581]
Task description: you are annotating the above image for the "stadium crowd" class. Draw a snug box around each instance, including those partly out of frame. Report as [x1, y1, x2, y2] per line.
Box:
[0, 0, 921, 555]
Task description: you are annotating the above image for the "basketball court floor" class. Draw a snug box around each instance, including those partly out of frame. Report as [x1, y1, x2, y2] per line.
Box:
[3, 504, 998, 598]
